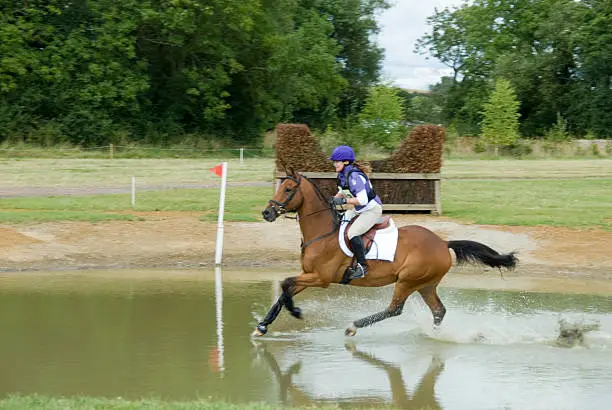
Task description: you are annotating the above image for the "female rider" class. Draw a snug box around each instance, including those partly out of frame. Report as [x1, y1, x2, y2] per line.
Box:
[329, 145, 383, 280]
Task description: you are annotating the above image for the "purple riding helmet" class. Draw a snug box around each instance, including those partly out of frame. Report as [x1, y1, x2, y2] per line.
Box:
[329, 145, 355, 162]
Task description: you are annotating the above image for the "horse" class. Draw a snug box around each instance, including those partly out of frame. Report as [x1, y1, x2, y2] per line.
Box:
[255, 170, 517, 337]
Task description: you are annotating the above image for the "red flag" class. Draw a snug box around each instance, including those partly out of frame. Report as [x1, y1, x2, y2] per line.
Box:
[208, 347, 221, 373]
[209, 164, 223, 177]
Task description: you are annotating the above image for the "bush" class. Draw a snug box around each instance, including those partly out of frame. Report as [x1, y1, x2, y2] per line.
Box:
[474, 139, 487, 153]
[500, 140, 533, 158]
[546, 113, 570, 142]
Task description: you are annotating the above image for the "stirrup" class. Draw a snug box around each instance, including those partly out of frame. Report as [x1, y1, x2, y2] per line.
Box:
[348, 263, 367, 280]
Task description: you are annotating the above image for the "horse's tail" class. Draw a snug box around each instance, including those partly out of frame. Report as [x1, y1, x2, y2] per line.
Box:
[448, 240, 517, 270]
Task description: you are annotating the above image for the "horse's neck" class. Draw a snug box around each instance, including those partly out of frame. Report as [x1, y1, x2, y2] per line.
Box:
[297, 184, 334, 241]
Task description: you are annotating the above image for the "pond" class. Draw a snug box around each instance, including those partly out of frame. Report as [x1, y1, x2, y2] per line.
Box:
[1, 269, 611, 409]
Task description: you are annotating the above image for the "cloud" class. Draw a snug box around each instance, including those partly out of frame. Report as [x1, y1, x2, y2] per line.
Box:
[376, 0, 466, 90]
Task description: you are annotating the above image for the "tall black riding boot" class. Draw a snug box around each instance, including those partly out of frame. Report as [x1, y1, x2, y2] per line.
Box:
[349, 236, 368, 280]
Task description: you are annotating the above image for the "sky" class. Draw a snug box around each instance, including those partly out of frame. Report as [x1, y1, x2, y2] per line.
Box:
[376, 0, 467, 91]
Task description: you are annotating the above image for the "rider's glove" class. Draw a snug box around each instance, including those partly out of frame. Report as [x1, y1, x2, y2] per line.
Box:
[332, 197, 347, 206]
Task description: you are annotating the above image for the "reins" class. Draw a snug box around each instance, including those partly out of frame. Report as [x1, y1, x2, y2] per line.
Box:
[273, 174, 339, 254]
[282, 207, 330, 220]
[299, 175, 340, 253]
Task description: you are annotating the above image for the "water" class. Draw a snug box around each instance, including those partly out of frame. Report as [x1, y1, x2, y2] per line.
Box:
[1, 269, 611, 409]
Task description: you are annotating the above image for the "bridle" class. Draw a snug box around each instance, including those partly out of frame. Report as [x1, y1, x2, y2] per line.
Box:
[268, 175, 340, 253]
[268, 175, 302, 217]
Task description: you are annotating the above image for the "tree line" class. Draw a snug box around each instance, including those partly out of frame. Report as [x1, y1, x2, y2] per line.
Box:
[417, 0, 612, 139]
[0, 0, 389, 145]
[1, 0, 611, 148]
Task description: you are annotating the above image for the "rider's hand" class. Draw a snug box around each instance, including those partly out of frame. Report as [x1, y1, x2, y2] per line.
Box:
[332, 197, 347, 206]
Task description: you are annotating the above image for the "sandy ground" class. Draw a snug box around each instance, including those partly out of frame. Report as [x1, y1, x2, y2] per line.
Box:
[1, 212, 611, 284]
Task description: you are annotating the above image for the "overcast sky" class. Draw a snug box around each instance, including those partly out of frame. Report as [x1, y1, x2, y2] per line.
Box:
[376, 0, 467, 90]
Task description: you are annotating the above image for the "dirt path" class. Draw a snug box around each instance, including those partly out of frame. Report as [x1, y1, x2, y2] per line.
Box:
[1, 213, 611, 282]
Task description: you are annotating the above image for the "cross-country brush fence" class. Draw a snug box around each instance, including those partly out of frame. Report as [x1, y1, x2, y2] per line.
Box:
[273, 123, 444, 214]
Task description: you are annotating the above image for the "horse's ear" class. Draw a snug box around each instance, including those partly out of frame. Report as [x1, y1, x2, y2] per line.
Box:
[287, 166, 297, 178]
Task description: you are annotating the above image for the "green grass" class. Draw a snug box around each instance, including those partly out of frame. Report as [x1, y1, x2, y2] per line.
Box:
[0, 394, 437, 409]
[0, 187, 271, 224]
[0, 395, 345, 410]
[441, 158, 612, 179]
[0, 211, 138, 223]
[0, 158, 275, 189]
[2, 158, 611, 228]
[2, 158, 612, 191]
[0, 178, 610, 229]
[442, 178, 612, 229]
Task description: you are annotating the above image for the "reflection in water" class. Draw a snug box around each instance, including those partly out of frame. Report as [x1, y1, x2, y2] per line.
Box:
[253, 340, 444, 409]
[344, 342, 443, 410]
[1, 271, 612, 409]
[253, 341, 307, 406]
[214, 267, 225, 374]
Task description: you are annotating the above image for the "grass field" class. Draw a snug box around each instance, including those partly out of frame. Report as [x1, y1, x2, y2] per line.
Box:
[2, 158, 612, 189]
[1, 158, 611, 228]
[0, 158, 275, 188]
[0, 395, 350, 410]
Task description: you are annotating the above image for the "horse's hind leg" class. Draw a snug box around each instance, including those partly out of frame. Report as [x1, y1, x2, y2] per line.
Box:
[345, 282, 416, 336]
[418, 285, 446, 327]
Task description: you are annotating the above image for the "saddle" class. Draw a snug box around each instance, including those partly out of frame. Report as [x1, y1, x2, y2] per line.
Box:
[343, 215, 391, 253]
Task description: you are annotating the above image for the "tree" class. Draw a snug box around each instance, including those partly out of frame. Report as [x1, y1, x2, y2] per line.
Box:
[480, 79, 520, 155]
[0, 0, 400, 145]
[223, 1, 346, 141]
[416, 0, 585, 137]
[316, 0, 390, 118]
[404, 94, 442, 125]
[355, 85, 405, 150]
[570, 0, 612, 138]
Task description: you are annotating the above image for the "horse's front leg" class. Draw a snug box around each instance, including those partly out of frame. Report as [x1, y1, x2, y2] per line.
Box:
[252, 296, 288, 336]
[253, 272, 326, 336]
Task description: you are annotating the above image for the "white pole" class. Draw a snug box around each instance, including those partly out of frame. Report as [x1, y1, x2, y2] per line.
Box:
[214, 162, 228, 265]
[239, 148, 244, 165]
[272, 279, 280, 304]
[214, 266, 225, 375]
[131, 176, 135, 207]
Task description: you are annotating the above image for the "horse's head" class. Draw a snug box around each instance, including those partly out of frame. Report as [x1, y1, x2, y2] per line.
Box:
[262, 170, 303, 222]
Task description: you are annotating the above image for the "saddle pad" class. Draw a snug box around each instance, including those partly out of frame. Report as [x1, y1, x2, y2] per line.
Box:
[338, 218, 398, 262]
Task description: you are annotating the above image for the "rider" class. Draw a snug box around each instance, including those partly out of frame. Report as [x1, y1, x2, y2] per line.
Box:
[329, 145, 383, 279]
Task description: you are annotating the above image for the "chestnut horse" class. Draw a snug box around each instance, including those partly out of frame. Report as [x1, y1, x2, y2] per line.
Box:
[255, 171, 517, 337]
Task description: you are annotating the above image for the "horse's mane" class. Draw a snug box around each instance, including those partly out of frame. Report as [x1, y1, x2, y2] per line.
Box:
[301, 174, 340, 231]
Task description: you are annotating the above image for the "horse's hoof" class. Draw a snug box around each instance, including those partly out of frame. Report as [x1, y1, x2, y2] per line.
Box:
[345, 325, 357, 337]
[290, 307, 302, 319]
[252, 324, 268, 337]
